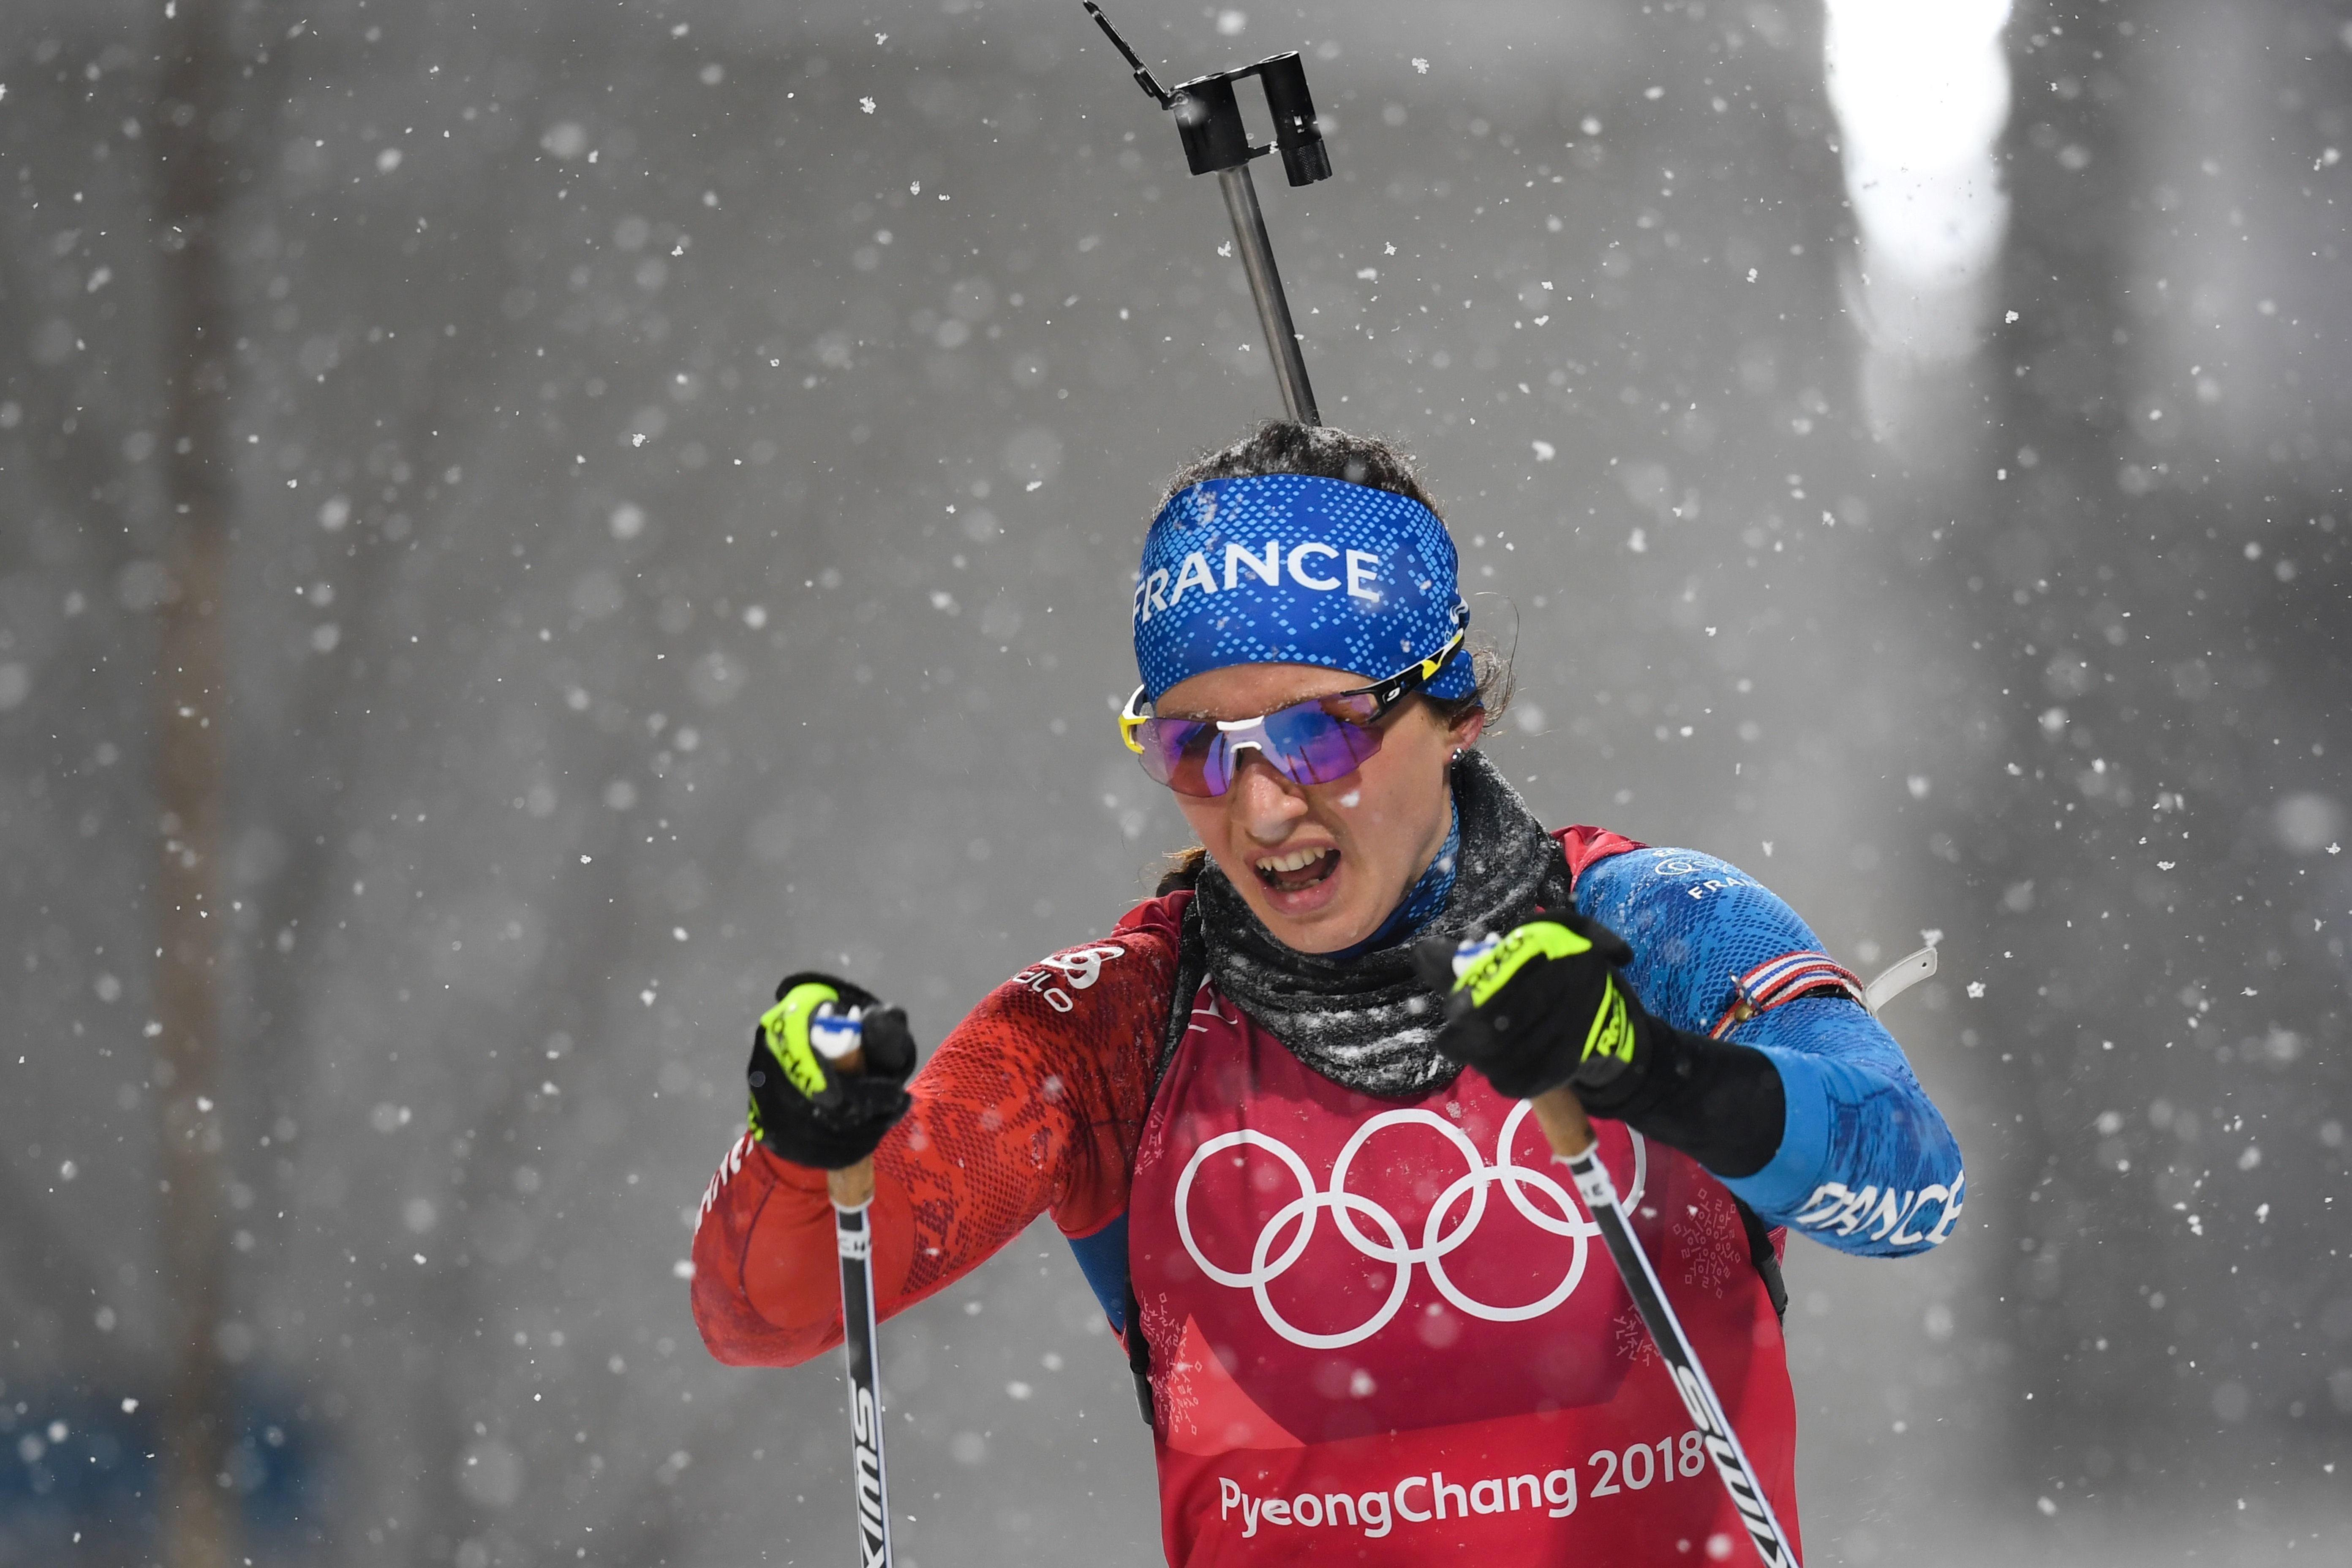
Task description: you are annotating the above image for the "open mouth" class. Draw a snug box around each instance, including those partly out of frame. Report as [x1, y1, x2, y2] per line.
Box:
[1254, 845, 1341, 894]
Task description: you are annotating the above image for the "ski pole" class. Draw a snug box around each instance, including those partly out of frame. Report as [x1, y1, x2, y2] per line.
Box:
[811, 1007, 894, 1568]
[1528, 1086, 1802, 1568]
[1084, 1, 1328, 424]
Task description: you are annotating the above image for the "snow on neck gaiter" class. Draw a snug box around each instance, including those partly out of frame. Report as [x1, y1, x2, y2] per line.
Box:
[1192, 751, 1569, 1099]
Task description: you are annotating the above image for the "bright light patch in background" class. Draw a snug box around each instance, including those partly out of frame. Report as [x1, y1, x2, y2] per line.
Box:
[1825, 0, 2013, 381]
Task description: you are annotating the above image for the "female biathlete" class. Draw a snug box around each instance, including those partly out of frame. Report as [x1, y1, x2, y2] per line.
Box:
[691, 423, 1965, 1565]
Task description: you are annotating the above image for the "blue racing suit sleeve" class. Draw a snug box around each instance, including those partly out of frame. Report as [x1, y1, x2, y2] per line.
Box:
[1066, 1212, 1132, 1333]
[1573, 846, 1966, 1258]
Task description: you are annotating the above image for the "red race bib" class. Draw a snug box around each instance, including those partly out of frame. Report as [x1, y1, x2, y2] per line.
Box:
[1125, 985, 1802, 1565]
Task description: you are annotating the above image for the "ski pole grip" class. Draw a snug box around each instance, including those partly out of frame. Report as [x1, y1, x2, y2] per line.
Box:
[825, 1043, 877, 1208]
[829, 1157, 875, 1209]
[1531, 1086, 1596, 1161]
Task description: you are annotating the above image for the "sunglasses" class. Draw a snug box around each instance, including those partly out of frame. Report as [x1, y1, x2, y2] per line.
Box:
[1118, 628, 1467, 798]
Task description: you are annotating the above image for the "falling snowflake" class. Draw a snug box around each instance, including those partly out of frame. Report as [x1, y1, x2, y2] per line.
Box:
[860, 96, 876, 114]
[1966, 981, 1985, 998]
[1412, 57, 1430, 73]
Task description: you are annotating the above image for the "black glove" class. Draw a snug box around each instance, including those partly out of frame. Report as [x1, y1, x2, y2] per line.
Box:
[1412, 912, 1653, 1100]
[746, 971, 917, 1171]
[1413, 915, 1786, 1176]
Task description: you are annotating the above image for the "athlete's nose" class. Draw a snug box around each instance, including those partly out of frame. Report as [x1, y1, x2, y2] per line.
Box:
[1227, 750, 1309, 843]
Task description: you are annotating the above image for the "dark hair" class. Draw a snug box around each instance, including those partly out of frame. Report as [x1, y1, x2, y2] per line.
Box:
[1149, 422, 1514, 895]
[1160, 419, 1446, 515]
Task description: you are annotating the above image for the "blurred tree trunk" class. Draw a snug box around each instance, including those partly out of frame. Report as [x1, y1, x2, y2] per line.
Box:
[1972, 0, 2143, 1479]
[1971, 0, 2347, 1483]
[150, 4, 241, 1565]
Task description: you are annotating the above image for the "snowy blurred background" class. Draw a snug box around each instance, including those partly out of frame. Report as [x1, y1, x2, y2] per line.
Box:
[3, 0, 2347, 1564]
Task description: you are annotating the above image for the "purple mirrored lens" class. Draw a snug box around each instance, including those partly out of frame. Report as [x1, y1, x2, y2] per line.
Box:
[1260, 703, 1383, 784]
[1133, 702, 1385, 797]
[1133, 717, 1214, 791]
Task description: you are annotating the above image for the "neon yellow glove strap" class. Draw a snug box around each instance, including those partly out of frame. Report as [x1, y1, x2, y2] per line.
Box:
[1580, 976, 1638, 1068]
[758, 981, 841, 1102]
[1451, 920, 1593, 1007]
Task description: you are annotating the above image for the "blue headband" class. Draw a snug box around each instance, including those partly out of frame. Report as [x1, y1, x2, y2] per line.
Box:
[1131, 474, 1472, 703]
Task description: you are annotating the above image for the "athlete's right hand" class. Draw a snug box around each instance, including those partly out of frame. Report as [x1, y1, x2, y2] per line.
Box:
[745, 972, 917, 1170]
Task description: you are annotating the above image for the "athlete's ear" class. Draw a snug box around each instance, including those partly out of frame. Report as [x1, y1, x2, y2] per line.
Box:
[1447, 705, 1486, 750]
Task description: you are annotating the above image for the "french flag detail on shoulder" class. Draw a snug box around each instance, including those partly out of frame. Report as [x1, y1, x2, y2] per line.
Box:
[1707, 951, 1866, 1040]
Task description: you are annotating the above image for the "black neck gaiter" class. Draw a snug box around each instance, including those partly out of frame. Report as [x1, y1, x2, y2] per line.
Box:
[1190, 750, 1571, 1099]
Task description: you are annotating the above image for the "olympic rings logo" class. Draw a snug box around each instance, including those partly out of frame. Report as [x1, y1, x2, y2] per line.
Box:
[1173, 1103, 1647, 1349]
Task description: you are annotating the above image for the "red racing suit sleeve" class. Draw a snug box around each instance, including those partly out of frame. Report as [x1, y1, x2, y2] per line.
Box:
[689, 897, 1184, 1368]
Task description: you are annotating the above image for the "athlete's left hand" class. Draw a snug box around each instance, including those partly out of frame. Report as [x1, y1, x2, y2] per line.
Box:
[1413, 912, 1657, 1102]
